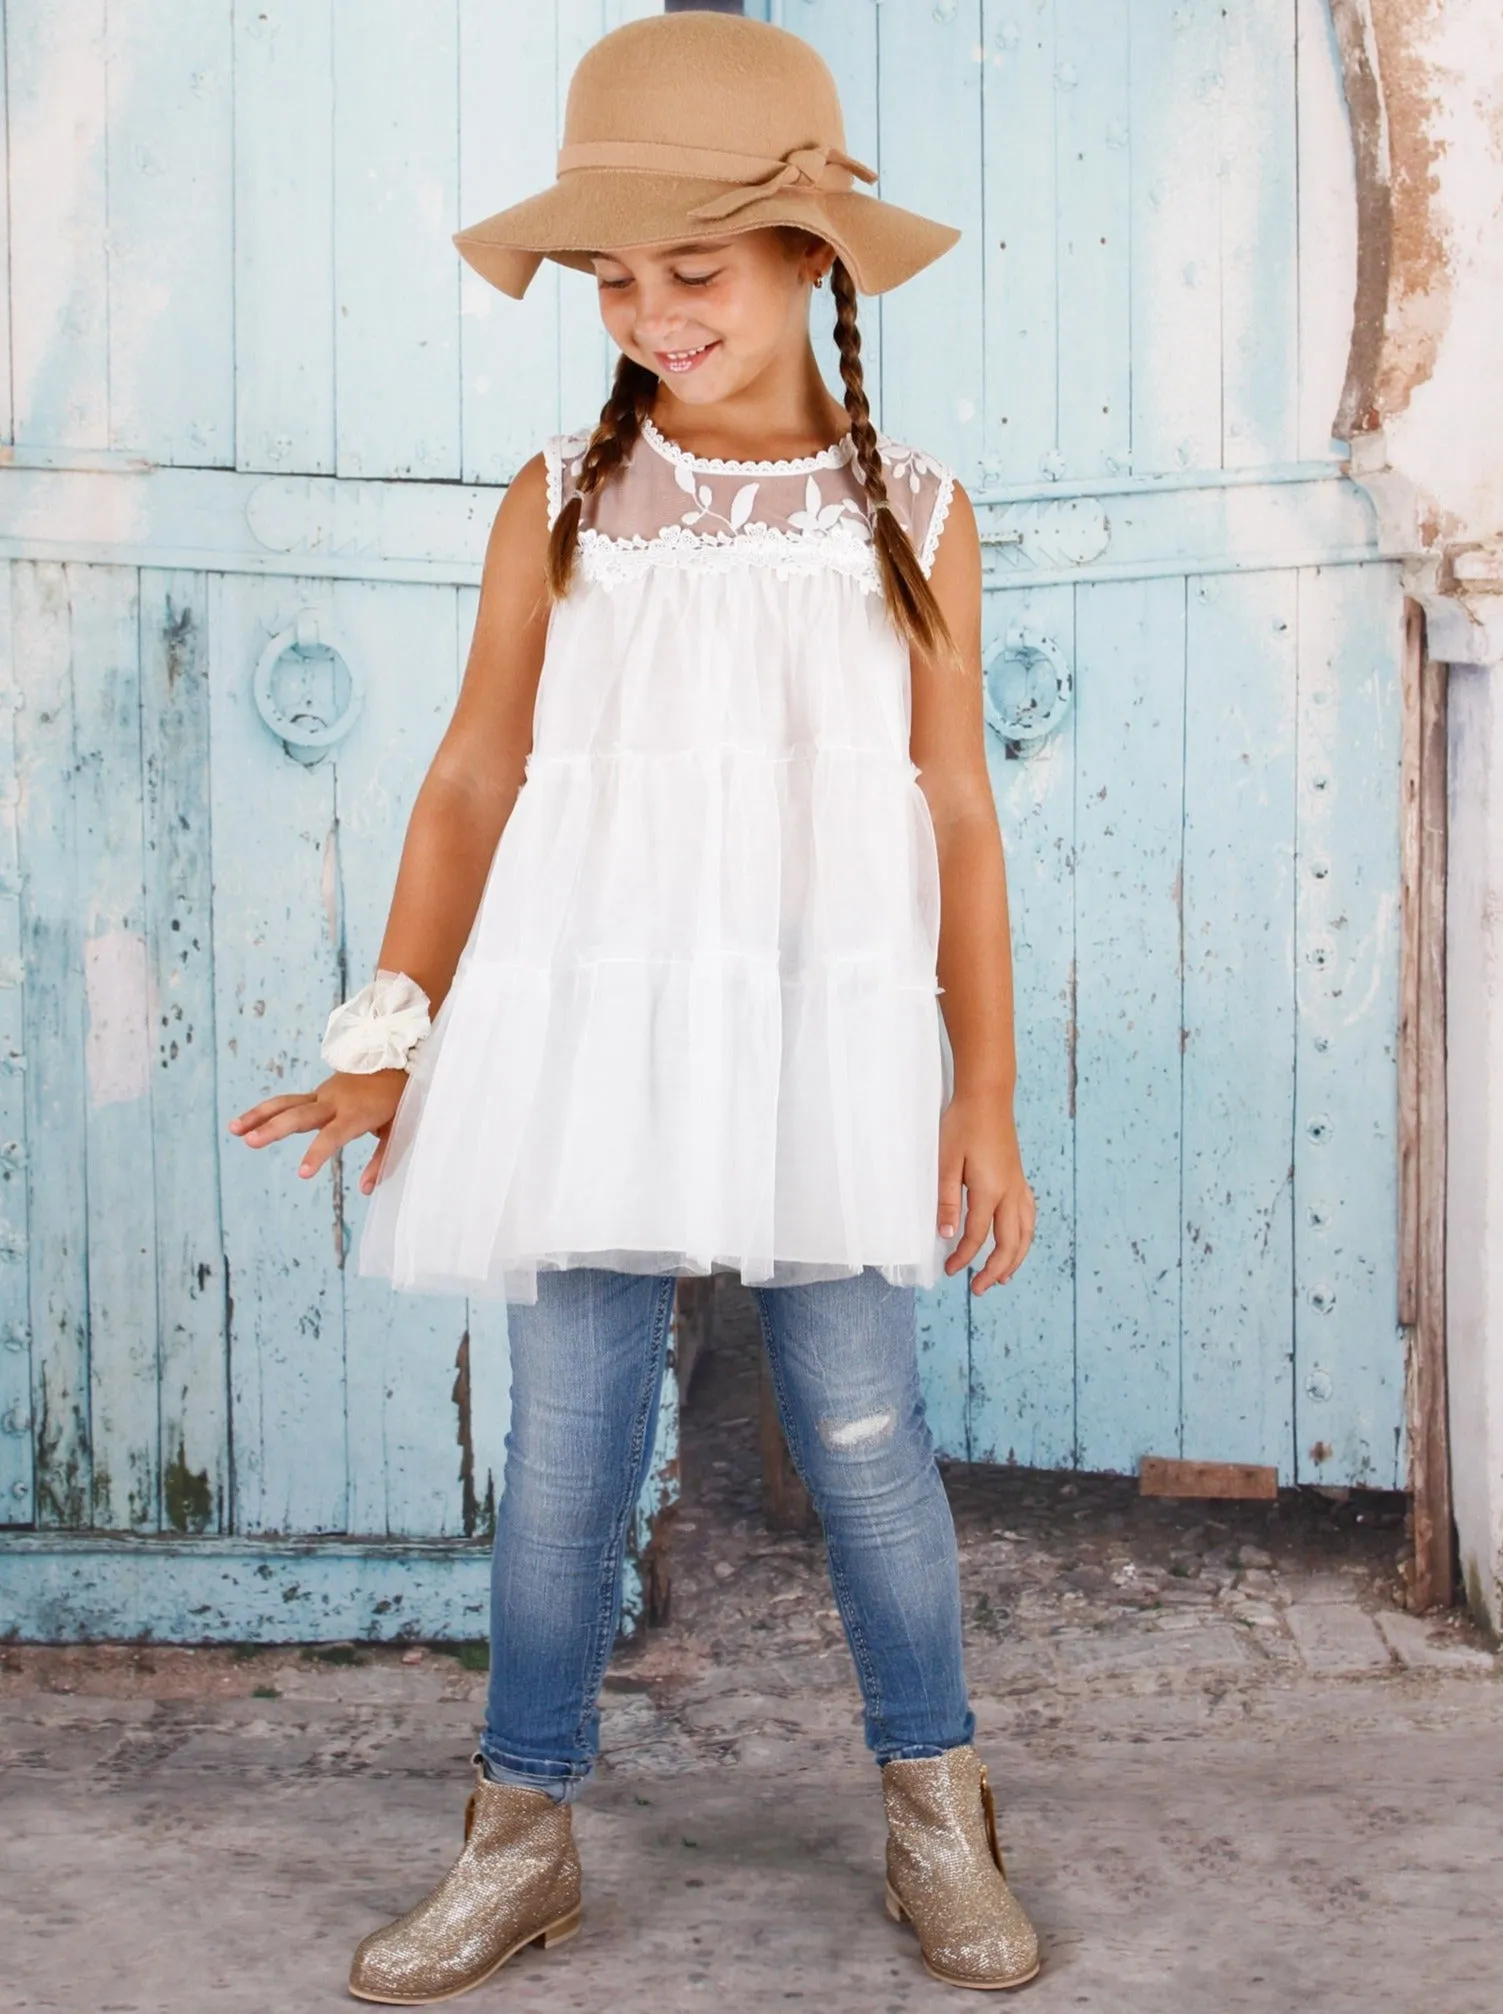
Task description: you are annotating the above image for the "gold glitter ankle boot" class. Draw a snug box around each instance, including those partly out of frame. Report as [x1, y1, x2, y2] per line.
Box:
[881, 1746, 1041, 1991]
[348, 1760, 582, 2004]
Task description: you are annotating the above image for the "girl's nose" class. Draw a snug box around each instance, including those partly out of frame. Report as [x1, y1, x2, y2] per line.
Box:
[635, 318, 695, 349]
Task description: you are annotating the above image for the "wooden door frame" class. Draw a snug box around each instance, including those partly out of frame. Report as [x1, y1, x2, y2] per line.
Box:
[1398, 599, 1453, 1611]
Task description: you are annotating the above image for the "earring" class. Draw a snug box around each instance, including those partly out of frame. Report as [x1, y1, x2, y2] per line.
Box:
[813, 273, 824, 289]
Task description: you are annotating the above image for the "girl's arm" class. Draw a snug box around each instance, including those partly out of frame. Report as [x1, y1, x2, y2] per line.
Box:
[909, 481, 1036, 1295]
[372, 454, 552, 1009]
[228, 453, 554, 1191]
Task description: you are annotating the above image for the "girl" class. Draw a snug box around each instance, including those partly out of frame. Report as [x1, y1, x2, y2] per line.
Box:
[231, 11, 1040, 2000]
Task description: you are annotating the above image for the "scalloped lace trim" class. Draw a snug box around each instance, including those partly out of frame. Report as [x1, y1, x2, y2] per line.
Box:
[577, 521, 883, 592]
[639, 412, 857, 476]
[544, 429, 591, 530]
[920, 466, 956, 576]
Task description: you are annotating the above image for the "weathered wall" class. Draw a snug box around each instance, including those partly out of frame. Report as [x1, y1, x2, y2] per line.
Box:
[1445, 664, 1503, 1629]
[1332, 0, 1503, 655]
[1331, 0, 1503, 1628]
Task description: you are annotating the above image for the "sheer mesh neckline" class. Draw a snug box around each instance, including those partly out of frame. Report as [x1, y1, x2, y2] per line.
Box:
[639, 411, 858, 476]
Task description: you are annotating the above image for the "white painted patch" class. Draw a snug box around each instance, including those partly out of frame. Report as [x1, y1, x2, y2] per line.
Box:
[84, 931, 152, 1107]
[819, 1407, 898, 1452]
[956, 397, 976, 423]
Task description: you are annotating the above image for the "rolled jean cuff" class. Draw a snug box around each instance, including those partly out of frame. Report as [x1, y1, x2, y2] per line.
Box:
[473, 1742, 584, 1803]
[875, 1720, 978, 1769]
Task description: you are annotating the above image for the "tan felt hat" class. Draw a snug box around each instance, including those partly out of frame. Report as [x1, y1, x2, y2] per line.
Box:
[452, 12, 959, 300]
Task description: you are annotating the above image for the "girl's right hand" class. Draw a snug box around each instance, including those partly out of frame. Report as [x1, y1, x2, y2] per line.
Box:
[228, 1068, 408, 1195]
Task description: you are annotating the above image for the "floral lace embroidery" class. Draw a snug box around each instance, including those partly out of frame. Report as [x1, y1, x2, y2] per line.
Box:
[577, 521, 881, 592]
[544, 425, 953, 589]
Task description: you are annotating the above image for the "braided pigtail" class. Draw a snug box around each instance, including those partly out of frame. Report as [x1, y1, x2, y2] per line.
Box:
[829, 258, 959, 670]
[545, 352, 658, 600]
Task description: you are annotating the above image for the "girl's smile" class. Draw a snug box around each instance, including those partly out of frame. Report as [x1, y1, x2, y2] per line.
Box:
[655, 338, 720, 375]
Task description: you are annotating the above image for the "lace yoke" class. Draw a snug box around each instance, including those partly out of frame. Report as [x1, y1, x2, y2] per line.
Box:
[545, 412, 955, 593]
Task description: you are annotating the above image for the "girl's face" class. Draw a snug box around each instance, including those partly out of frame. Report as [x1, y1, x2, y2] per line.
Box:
[589, 228, 831, 403]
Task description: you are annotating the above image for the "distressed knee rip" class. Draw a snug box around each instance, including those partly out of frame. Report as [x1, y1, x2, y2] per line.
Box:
[816, 1405, 899, 1453]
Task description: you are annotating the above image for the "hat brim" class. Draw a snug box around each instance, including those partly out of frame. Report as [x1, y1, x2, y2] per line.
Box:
[452, 172, 959, 300]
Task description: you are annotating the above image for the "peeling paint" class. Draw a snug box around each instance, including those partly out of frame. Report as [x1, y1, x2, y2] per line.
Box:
[164, 1436, 214, 1534]
[83, 930, 152, 1106]
[1331, 0, 1452, 436]
[321, 823, 340, 948]
[33, 1368, 88, 1529]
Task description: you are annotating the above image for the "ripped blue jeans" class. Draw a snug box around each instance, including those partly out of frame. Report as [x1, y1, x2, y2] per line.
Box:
[477, 1265, 974, 1799]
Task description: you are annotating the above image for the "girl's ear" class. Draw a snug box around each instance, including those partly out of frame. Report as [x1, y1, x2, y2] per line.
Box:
[779, 226, 834, 290]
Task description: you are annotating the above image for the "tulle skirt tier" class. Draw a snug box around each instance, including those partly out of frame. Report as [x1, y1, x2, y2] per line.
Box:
[357, 562, 958, 1304]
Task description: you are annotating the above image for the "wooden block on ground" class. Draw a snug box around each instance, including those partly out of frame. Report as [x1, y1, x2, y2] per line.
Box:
[1139, 1456, 1279, 1501]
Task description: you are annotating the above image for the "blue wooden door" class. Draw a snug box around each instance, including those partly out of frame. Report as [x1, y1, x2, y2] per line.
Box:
[787, 0, 1402, 1489]
[0, 1, 1403, 1643]
[0, 0, 675, 1639]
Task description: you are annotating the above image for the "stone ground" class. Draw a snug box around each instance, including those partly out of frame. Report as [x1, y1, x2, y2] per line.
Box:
[4, 1286, 1501, 2013]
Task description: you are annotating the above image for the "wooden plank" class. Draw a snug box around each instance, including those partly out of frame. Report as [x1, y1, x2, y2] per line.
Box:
[334, 579, 470, 1538]
[1293, 562, 1404, 1486]
[1220, 0, 1299, 466]
[1180, 571, 1298, 1476]
[0, 566, 33, 1526]
[626, 1290, 679, 1633]
[917, 1260, 970, 1462]
[0, 459, 1381, 585]
[877, 1, 985, 479]
[103, 1, 234, 465]
[1409, 633, 1451, 1609]
[12, 564, 91, 1525]
[232, 0, 336, 475]
[456, 582, 509, 1552]
[458, 0, 561, 481]
[1397, 606, 1423, 1332]
[1, 1530, 492, 1643]
[333, 0, 460, 480]
[967, 581, 1077, 1469]
[790, 0, 882, 418]
[461, 1309, 507, 1556]
[759, 1339, 815, 1534]
[673, 1276, 717, 1405]
[1140, 1455, 1278, 1501]
[1127, 0, 1223, 476]
[208, 572, 346, 1533]
[139, 571, 229, 1534]
[1072, 576, 1185, 1473]
[1054, 0, 1131, 479]
[7, 0, 110, 449]
[553, 4, 659, 430]
[1295, 0, 1358, 461]
[0, 22, 13, 446]
[981, 1, 1058, 488]
[70, 565, 160, 1529]
[556, 2, 614, 431]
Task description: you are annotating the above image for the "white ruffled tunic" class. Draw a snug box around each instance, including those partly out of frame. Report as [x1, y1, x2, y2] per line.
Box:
[359, 413, 959, 1304]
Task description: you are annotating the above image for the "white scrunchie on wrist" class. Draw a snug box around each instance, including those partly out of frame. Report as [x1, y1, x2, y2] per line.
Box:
[321, 968, 432, 1075]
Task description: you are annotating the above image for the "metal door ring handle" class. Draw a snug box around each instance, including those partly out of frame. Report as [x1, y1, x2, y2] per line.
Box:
[254, 611, 364, 765]
[983, 625, 1073, 751]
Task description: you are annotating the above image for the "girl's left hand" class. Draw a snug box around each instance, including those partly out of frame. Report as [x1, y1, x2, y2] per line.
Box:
[937, 1088, 1036, 1294]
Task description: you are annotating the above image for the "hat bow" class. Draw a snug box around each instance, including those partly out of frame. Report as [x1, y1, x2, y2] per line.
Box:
[555, 138, 877, 224]
[687, 143, 877, 221]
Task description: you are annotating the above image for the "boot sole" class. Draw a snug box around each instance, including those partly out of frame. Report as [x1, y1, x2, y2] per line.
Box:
[885, 1882, 1041, 1992]
[348, 1905, 582, 2005]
